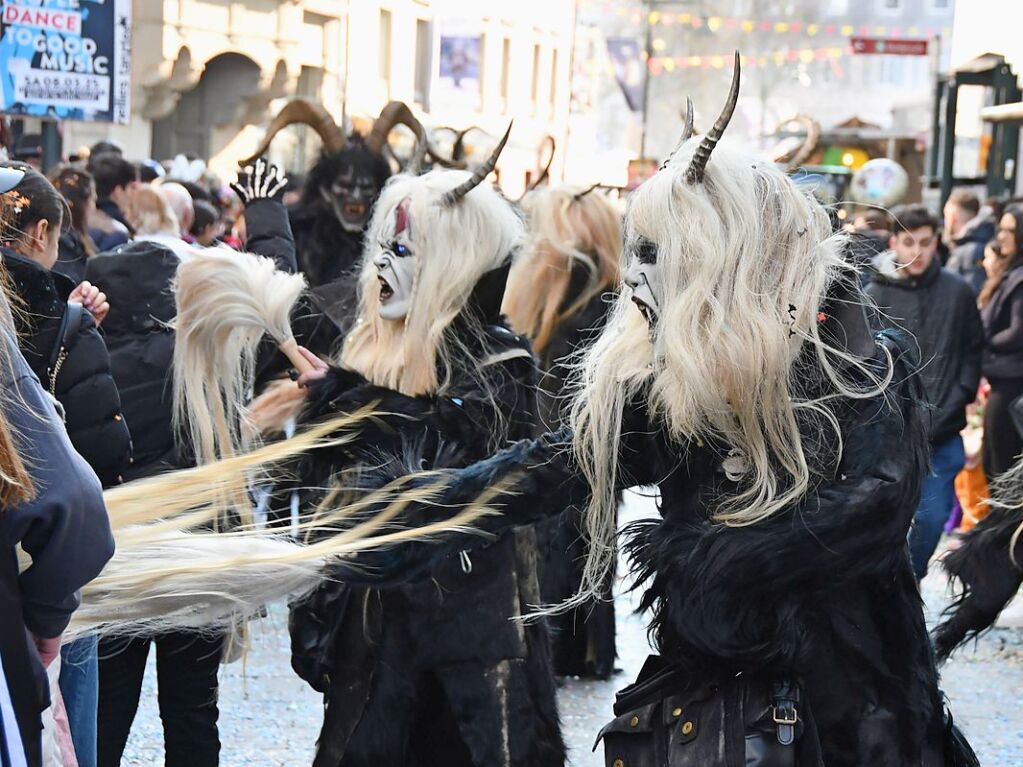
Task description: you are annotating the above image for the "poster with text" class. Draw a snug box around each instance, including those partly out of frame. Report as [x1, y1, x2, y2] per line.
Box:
[1, 0, 132, 123]
[433, 19, 481, 112]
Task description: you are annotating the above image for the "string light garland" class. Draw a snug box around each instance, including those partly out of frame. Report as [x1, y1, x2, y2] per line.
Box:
[584, 1, 950, 41]
[647, 47, 847, 74]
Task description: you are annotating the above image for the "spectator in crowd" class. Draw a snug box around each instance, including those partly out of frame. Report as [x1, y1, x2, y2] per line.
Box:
[158, 182, 195, 240]
[0, 162, 119, 767]
[866, 204, 984, 579]
[846, 207, 893, 274]
[173, 180, 213, 204]
[189, 200, 223, 247]
[49, 166, 98, 283]
[944, 189, 995, 293]
[979, 203, 1023, 479]
[137, 159, 165, 184]
[122, 185, 194, 261]
[87, 154, 138, 251]
[89, 140, 123, 158]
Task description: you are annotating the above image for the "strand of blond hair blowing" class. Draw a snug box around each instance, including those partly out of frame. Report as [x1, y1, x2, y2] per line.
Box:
[172, 245, 307, 466]
[64, 407, 495, 639]
[563, 143, 893, 611]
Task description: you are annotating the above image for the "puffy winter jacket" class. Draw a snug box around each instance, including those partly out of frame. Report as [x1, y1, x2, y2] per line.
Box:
[3, 249, 132, 486]
[85, 240, 182, 480]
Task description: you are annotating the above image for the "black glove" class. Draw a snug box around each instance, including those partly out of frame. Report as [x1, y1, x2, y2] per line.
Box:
[231, 157, 288, 205]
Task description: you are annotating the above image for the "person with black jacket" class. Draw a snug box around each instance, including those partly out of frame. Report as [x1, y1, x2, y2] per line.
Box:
[86, 153, 136, 252]
[1, 326, 115, 767]
[0, 163, 130, 767]
[979, 203, 1023, 479]
[86, 159, 294, 767]
[867, 204, 983, 579]
[944, 189, 995, 294]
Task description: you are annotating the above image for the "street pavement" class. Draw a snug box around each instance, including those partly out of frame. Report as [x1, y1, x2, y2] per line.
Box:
[122, 490, 1023, 765]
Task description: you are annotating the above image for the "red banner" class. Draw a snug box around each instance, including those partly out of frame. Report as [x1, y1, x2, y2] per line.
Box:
[850, 37, 928, 56]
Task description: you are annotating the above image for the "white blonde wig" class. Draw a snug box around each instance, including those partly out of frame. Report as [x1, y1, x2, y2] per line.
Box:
[504, 186, 621, 356]
[567, 140, 889, 605]
[341, 169, 524, 396]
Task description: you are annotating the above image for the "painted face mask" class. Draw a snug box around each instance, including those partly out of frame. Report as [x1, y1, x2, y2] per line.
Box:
[322, 164, 382, 233]
[374, 198, 417, 321]
[623, 237, 661, 326]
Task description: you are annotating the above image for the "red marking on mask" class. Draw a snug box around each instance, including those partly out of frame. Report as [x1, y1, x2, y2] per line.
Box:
[394, 198, 411, 237]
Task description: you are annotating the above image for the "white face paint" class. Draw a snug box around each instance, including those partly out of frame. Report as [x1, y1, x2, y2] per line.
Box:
[623, 237, 661, 326]
[375, 199, 416, 321]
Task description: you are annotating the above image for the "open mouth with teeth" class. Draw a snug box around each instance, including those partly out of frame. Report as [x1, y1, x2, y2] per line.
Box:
[343, 201, 367, 220]
[378, 275, 395, 300]
[632, 295, 655, 324]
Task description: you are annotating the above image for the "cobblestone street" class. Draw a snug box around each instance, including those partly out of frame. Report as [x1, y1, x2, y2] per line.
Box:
[122, 491, 1023, 765]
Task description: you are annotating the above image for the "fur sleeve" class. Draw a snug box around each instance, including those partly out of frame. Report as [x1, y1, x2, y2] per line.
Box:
[328, 428, 590, 585]
[625, 334, 928, 669]
[934, 501, 1023, 662]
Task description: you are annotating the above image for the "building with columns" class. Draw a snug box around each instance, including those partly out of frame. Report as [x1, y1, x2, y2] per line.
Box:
[61, 0, 576, 196]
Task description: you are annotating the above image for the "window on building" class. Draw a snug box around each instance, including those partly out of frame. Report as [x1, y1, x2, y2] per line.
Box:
[878, 0, 901, 12]
[930, 0, 951, 10]
[414, 19, 432, 111]
[378, 9, 392, 99]
[500, 37, 511, 111]
[294, 66, 325, 168]
[479, 34, 487, 107]
[530, 44, 541, 113]
[549, 48, 558, 112]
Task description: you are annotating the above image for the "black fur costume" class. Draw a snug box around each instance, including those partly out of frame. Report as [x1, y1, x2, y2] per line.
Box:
[285, 303, 565, 767]
[533, 268, 618, 680]
[347, 325, 977, 766]
[933, 486, 1023, 662]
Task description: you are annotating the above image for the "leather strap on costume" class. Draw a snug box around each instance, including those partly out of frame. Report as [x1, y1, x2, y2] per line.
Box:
[771, 679, 799, 746]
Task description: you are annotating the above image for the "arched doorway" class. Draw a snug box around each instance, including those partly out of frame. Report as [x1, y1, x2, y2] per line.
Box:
[151, 53, 262, 160]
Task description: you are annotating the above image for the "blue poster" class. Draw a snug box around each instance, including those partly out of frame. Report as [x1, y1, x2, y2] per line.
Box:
[0, 0, 131, 124]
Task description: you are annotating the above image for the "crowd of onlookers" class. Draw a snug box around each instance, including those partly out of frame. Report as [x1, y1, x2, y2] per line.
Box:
[0, 141, 304, 767]
[849, 189, 1023, 581]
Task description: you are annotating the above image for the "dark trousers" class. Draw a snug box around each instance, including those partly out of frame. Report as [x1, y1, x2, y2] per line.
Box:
[983, 377, 1023, 479]
[96, 631, 222, 767]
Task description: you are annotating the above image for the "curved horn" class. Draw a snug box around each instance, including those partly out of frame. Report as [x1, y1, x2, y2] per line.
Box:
[684, 52, 741, 184]
[785, 115, 821, 173]
[660, 97, 695, 170]
[366, 101, 424, 154]
[441, 122, 512, 206]
[404, 123, 429, 176]
[523, 135, 556, 196]
[241, 98, 345, 164]
[572, 182, 602, 201]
